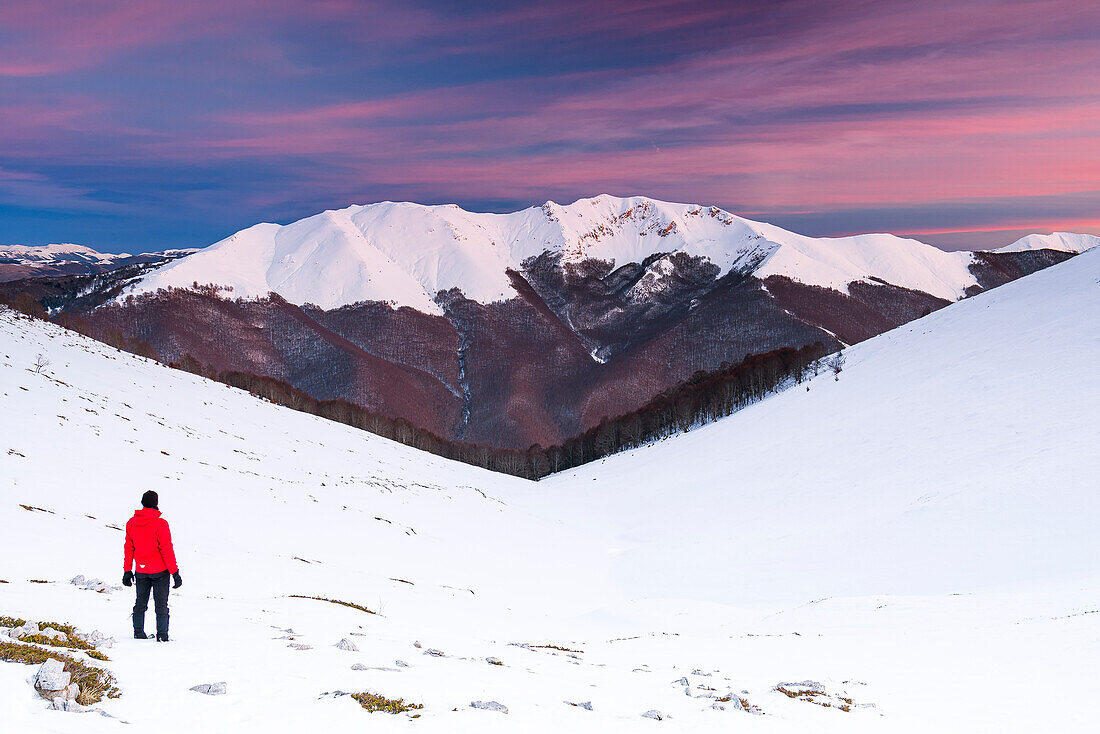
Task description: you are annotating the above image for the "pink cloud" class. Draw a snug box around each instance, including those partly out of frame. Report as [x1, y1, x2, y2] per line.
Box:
[2, 0, 1097, 239]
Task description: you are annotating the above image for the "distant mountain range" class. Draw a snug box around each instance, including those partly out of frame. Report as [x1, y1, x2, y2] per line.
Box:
[0, 243, 197, 282]
[4, 195, 1095, 449]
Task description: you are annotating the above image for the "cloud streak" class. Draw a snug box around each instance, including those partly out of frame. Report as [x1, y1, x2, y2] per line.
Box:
[0, 0, 1097, 251]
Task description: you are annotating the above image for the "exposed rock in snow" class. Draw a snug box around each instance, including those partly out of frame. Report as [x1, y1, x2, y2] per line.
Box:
[485, 656, 503, 666]
[777, 679, 825, 694]
[335, 638, 358, 652]
[350, 663, 368, 670]
[48, 697, 87, 712]
[288, 643, 312, 650]
[564, 700, 593, 710]
[394, 660, 409, 668]
[189, 682, 227, 696]
[34, 659, 74, 700]
[641, 709, 664, 720]
[9, 621, 40, 639]
[37, 627, 68, 641]
[470, 700, 508, 713]
[712, 694, 745, 712]
[70, 575, 120, 593]
[423, 648, 445, 657]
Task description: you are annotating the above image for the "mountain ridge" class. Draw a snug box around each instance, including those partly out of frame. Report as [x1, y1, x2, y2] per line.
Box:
[6, 196, 1093, 451]
[118, 195, 1098, 313]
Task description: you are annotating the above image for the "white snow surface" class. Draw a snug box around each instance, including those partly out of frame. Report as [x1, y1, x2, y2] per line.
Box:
[993, 231, 1100, 254]
[2, 248, 1099, 732]
[119, 195, 1095, 312]
[0, 244, 132, 264]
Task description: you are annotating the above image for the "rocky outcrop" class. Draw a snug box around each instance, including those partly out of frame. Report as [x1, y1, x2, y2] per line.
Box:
[34, 659, 78, 703]
[189, 682, 227, 695]
[470, 700, 508, 713]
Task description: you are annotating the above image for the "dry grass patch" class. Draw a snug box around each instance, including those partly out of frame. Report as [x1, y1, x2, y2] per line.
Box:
[716, 693, 763, 714]
[288, 595, 375, 614]
[0, 641, 120, 704]
[19, 634, 109, 661]
[351, 691, 423, 714]
[2, 617, 109, 661]
[776, 683, 851, 712]
[532, 643, 583, 653]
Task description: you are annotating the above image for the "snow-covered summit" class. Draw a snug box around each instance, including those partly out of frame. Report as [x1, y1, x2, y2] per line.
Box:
[121, 195, 1094, 313]
[993, 231, 1100, 254]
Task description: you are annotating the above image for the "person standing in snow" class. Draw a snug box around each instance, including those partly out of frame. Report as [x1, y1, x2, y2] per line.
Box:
[122, 491, 182, 641]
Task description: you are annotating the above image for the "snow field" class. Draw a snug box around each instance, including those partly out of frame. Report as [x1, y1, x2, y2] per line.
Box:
[1, 247, 1098, 732]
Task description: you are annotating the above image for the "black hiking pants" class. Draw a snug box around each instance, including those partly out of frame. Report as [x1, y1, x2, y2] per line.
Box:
[133, 571, 171, 636]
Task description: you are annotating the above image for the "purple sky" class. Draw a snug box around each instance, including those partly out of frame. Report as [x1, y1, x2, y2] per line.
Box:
[1, 0, 1098, 252]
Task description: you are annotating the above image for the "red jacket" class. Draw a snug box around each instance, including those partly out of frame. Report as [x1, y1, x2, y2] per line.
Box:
[123, 508, 178, 575]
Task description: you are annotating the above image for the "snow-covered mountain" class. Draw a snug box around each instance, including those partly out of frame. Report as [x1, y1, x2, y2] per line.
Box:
[0, 243, 197, 283]
[120, 195, 1096, 311]
[0, 243, 126, 263]
[18, 196, 1093, 451]
[0, 244, 125, 282]
[2, 246, 1097, 732]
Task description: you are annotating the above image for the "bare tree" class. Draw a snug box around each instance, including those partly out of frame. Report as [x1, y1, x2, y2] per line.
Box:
[32, 353, 50, 374]
[827, 351, 846, 381]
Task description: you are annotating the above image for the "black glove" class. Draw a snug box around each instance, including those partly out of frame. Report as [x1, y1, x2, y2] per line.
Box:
[123, 571, 133, 587]
[172, 572, 182, 589]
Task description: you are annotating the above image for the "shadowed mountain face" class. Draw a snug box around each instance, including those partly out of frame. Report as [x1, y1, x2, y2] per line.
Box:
[13, 244, 1071, 450]
[3, 197, 1090, 450]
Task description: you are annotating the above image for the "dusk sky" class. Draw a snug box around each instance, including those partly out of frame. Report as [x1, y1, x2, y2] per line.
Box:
[1, 0, 1098, 252]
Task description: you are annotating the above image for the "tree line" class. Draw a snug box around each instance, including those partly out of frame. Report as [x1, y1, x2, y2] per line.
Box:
[2, 292, 830, 479]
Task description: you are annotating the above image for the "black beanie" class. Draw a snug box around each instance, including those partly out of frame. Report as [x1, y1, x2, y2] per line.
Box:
[141, 490, 159, 509]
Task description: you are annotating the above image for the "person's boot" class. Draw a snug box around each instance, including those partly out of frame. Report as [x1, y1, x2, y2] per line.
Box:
[156, 632, 169, 642]
[134, 631, 149, 639]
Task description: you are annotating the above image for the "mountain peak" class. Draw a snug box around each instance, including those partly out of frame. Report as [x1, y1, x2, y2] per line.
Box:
[119, 197, 1095, 312]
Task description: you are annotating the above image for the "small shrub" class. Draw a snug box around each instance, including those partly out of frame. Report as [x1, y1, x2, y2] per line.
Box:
[0, 615, 27, 628]
[351, 691, 423, 714]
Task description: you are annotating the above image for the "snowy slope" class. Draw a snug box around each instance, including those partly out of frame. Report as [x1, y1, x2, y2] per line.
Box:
[120, 195, 1096, 312]
[2, 248, 1099, 732]
[541, 246, 1100, 605]
[994, 231, 1100, 254]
